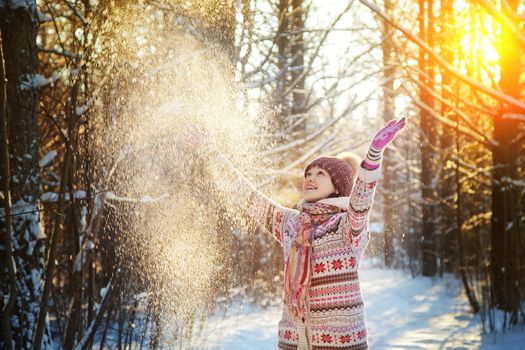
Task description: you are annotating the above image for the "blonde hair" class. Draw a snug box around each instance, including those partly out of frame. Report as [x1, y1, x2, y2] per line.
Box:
[336, 151, 361, 184]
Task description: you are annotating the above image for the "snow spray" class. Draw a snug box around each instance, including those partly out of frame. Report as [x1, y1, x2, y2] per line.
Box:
[88, 3, 271, 347]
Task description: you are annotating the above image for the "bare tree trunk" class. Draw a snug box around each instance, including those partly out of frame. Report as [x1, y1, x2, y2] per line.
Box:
[276, 0, 291, 128]
[455, 109, 480, 314]
[490, 0, 522, 317]
[0, 31, 17, 350]
[419, 0, 438, 277]
[0, 2, 51, 349]
[380, 0, 397, 267]
[64, 164, 84, 349]
[33, 78, 81, 350]
[438, 0, 457, 274]
[274, 0, 307, 152]
[290, 0, 305, 118]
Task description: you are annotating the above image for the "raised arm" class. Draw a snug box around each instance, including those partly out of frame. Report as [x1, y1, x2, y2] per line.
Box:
[347, 117, 407, 250]
[217, 155, 298, 247]
[181, 126, 297, 245]
[346, 161, 381, 250]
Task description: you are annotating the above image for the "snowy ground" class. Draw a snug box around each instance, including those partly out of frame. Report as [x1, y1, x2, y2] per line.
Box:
[191, 266, 525, 350]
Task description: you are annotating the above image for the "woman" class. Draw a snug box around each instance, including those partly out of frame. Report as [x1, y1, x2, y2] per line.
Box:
[196, 117, 406, 349]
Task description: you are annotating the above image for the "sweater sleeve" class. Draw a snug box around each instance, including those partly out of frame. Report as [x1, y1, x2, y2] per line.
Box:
[346, 161, 381, 251]
[217, 155, 298, 246]
[247, 190, 298, 246]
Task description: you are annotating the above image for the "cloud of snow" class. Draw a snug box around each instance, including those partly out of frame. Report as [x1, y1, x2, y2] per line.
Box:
[87, 5, 272, 347]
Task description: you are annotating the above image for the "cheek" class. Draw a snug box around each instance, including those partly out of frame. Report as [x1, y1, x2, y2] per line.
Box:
[321, 177, 334, 191]
[302, 179, 311, 191]
[327, 178, 336, 192]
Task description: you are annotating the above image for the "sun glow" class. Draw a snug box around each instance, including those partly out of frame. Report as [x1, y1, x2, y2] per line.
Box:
[454, 2, 500, 82]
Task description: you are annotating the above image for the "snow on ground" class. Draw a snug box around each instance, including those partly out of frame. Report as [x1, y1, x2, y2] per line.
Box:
[192, 265, 525, 350]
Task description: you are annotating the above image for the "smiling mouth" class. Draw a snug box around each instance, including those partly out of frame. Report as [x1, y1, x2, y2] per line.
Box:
[305, 186, 317, 190]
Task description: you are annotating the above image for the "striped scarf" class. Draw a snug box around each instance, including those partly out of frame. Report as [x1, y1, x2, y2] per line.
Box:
[284, 200, 343, 320]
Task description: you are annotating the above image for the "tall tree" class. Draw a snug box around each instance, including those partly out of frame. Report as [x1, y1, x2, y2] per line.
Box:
[290, 0, 305, 117]
[275, 0, 306, 137]
[490, 0, 522, 316]
[437, 0, 457, 274]
[418, 0, 438, 276]
[0, 1, 51, 348]
[380, 0, 398, 267]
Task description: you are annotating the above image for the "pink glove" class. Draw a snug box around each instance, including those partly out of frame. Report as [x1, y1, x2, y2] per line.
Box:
[362, 117, 407, 170]
[371, 117, 407, 150]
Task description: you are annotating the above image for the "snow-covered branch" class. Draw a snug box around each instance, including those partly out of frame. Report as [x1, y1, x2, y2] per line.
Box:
[357, 0, 525, 112]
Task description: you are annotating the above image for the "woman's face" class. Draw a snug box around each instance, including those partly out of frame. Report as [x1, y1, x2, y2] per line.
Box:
[302, 166, 337, 202]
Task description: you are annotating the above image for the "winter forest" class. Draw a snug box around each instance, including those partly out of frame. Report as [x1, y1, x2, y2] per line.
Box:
[0, 0, 524, 349]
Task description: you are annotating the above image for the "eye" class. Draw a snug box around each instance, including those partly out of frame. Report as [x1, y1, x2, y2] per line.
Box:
[317, 171, 325, 176]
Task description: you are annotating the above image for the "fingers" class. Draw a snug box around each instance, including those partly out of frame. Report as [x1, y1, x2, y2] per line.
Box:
[385, 119, 397, 128]
[383, 117, 406, 131]
[395, 117, 407, 131]
[384, 117, 407, 133]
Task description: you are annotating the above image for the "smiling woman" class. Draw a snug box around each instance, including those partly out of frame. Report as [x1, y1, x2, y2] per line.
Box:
[303, 153, 362, 203]
[199, 118, 406, 350]
[303, 167, 336, 202]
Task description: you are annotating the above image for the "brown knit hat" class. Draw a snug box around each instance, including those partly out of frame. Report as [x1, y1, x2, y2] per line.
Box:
[304, 153, 360, 197]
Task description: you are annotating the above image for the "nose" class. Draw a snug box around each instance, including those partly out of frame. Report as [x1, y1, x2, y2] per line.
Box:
[305, 179, 316, 188]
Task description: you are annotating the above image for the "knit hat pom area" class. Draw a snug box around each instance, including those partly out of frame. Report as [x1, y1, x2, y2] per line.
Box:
[304, 154, 358, 197]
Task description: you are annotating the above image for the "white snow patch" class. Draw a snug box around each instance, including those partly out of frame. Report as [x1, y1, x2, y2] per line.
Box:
[79, 206, 88, 233]
[84, 240, 95, 250]
[105, 192, 168, 203]
[502, 113, 525, 122]
[41, 192, 59, 202]
[192, 266, 525, 350]
[37, 9, 52, 22]
[35, 229, 47, 240]
[41, 190, 87, 203]
[503, 176, 525, 187]
[105, 191, 117, 200]
[7, 0, 36, 10]
[19, 73, 55, 90]
[73, 252, 82, 272]
[75, 104, 90, 116]
[75, 190, 87, 199]
[39, 150, 57, 168]
[142, 193, 169, 203]
[11, 256, 17, 275]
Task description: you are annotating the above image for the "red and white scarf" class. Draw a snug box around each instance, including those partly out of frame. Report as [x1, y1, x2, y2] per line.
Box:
[284, 200, 345, 320]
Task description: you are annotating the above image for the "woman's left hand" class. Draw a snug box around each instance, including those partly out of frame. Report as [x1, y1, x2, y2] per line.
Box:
[371, 117, 407, 150]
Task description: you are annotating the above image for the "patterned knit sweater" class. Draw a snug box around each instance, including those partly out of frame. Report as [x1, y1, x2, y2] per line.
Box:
[243, 163, 381, 350]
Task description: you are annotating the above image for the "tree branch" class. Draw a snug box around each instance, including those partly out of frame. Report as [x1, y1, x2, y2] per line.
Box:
[474, 0, 525, 47]
[357, 0, 525, 112]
